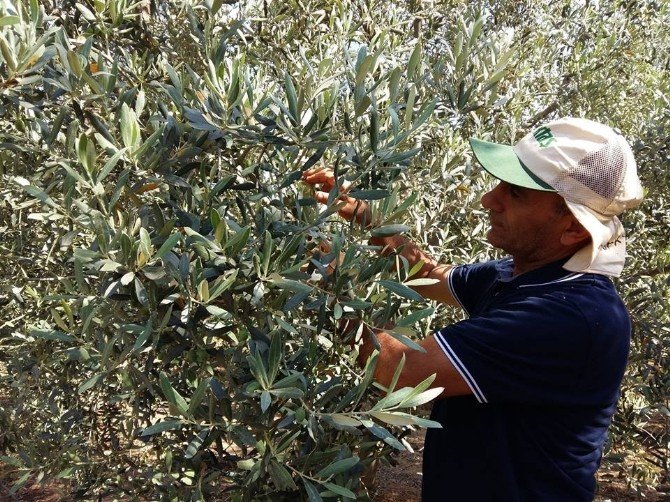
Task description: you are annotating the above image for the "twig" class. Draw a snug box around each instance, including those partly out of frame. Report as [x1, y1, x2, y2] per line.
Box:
[526, 102, 560, 129]
[629, 264, 670, 280]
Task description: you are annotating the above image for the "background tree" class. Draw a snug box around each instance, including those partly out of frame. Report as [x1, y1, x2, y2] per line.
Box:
[1, 0, 668, 499]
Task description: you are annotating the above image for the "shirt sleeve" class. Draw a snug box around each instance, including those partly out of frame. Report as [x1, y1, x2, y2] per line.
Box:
[448, 260, 507, 314]
[433, 292, 595, 406]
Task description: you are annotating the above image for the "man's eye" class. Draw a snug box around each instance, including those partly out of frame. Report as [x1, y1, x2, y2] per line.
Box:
[509, 186, 520, 198]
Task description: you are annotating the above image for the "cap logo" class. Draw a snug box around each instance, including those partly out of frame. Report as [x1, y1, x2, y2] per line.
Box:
[533, 126, 556, 148]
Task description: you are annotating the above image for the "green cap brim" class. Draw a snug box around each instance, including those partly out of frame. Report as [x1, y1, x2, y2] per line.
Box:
[469, 138, 555, 192]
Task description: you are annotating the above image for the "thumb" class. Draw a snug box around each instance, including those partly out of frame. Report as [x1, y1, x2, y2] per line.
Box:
[314, 191, 329, 204]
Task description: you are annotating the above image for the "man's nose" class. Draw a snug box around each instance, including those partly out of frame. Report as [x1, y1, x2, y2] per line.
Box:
[481, 183, 503, 212]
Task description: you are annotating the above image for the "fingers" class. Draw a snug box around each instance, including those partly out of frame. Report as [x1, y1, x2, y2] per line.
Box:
[313, 190, 329, 204]
[302, 167, 334, 188]
[315, 190, 356, 215]
[302, 167, 351, 192]
[303, 167, 370, 224]
[312, 189, 356, 215]
[302, 167, 333, 180]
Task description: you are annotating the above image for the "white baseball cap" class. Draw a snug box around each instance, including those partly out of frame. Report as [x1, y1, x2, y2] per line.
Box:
[469, 117, 644, 277]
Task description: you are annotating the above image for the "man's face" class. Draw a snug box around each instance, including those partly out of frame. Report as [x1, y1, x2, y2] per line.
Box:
[481, 181, 573, 262]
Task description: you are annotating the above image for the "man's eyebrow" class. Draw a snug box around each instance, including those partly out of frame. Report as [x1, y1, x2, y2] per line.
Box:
[504, 181, 525, 192]
[510, 182, 538, 195]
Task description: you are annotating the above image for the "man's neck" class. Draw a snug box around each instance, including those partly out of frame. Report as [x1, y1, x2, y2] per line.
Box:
[512, 249, 580, 276]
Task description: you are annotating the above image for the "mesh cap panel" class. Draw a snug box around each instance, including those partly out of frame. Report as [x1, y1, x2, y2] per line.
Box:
[550, 139, 627, 215]
[572, 141, 625, 200]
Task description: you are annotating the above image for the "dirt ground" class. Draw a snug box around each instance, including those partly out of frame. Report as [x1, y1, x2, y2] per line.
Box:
[2, 431, 668, 501]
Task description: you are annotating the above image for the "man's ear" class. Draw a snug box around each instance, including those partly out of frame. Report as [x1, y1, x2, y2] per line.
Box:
[560, 217, 591, 247]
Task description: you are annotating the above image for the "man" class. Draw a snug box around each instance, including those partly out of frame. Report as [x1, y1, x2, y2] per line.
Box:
[302, 117, 643, 501]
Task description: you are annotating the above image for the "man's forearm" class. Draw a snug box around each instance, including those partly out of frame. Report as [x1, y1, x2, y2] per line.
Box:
[355, 327, 471, 397]
[356, 328, 403, 389]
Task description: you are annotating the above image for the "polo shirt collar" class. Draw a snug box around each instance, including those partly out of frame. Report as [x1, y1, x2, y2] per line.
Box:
[495, 257, 581, 287]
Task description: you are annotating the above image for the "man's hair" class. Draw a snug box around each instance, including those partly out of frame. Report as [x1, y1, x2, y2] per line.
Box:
[554, 198, 572, 217]
[555, 197, 592, 247]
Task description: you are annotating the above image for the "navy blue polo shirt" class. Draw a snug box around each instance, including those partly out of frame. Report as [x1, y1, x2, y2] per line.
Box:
[423, 258, 631, 501]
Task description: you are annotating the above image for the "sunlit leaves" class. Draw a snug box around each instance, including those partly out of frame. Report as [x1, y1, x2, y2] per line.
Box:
[119, 103, 141, 151]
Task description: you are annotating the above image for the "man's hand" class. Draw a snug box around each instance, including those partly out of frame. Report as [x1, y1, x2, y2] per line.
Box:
[302, 168, 373, 226]
[338, 317, 386, 372]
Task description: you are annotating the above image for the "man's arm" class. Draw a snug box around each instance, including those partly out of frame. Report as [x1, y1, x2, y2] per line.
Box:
[357, 326, 472, 398]
[302, 167, 459, 307]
